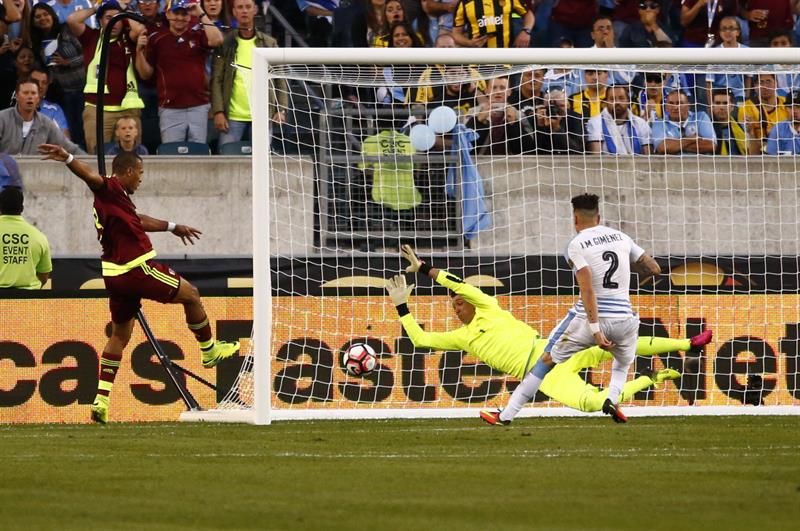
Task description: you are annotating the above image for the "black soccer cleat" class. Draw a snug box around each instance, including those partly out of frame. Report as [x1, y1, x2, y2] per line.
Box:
[602, 399, 628, 424]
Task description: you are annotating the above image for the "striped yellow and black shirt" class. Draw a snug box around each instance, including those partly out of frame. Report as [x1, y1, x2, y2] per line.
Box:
[454, 0, 528, 49]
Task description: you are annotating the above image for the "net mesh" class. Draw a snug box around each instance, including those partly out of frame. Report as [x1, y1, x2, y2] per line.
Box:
[215, 61, 800, 420]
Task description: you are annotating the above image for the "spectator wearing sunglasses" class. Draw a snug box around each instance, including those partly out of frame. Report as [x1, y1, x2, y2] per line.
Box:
[619, 1, 674, 47]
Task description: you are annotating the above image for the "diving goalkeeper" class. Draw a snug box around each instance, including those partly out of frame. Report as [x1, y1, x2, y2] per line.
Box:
[387, 245, 712, 423]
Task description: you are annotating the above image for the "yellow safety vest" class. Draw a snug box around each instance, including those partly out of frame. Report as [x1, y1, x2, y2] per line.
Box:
[84, 35, 144, 111]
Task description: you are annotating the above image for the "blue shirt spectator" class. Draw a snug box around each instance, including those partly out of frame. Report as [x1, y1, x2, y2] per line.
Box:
[651, 90, 716, 154]
[766, 94, 800, 155]
[0, 153, 23, 191]
[47, 0, 97, 28]
[39, 100, 69, 131]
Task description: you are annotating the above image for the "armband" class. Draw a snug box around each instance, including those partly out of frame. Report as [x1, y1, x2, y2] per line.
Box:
[418, 262, 432, 276]
[64, 153, 74, 165]
[167, 221, 177, 233]
[589, 322, 601, 334]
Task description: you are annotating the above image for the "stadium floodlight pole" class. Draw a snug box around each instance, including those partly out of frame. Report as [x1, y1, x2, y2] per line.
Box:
[94, 10, 202, 412]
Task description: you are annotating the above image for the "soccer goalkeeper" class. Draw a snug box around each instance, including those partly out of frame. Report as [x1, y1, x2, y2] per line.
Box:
[387, 245, 712, 423]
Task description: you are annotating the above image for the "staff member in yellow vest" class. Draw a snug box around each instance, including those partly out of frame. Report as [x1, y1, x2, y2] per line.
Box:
[0, 186, 52, 290]
[210, 0, 287, 152]
[68, 0, 145, 154]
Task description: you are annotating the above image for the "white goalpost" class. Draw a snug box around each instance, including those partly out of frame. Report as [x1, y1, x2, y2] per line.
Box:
[183, 47, 800, 424]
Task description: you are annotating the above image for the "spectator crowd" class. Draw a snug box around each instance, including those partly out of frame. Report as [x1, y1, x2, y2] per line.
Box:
[0, 0, 798, 158]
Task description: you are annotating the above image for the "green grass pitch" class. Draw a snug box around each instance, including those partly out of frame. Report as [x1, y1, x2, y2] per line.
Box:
[1, 416, 798, 531]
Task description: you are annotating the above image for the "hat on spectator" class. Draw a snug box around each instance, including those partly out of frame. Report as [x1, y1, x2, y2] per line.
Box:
[785, 91, 800, 107]
[96, 0, 123, 18]
[168, 0, 191, 11]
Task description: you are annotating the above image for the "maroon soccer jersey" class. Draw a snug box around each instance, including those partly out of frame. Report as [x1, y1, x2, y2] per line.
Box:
[93, 176, 153, 266]
[145, 26, 211, 109]
[79, 28, 136, 107]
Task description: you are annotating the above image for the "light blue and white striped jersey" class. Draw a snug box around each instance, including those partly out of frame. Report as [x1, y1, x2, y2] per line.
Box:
[565, 224, 645, 318]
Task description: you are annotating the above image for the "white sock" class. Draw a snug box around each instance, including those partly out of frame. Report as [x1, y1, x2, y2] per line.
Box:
[605, 359, 631, 405]
[500, 371, 544, 423]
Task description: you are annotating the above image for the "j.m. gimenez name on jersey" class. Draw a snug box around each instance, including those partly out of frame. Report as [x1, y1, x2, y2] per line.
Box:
[565, 224, 645, 319]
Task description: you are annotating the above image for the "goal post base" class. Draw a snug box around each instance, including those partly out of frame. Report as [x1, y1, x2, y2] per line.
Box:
[179, 409, 269, 424]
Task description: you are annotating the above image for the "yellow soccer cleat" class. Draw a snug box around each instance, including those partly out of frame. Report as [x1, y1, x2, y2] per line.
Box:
[90, 395, 109, 424]
[202, 340, 240, 368]
[654, 368, 681, 384]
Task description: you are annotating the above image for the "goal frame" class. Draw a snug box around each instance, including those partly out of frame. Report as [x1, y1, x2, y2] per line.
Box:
[183, 47, 800, 424]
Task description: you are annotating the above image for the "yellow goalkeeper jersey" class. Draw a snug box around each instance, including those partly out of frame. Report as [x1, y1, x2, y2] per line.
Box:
[399, 270, 541, 379]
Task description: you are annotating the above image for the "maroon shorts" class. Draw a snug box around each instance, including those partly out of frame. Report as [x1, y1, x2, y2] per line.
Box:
[104, 260, 181, 323]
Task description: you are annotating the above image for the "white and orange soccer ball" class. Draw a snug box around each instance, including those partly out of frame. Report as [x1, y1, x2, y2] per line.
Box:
[342, 343, 377, 377]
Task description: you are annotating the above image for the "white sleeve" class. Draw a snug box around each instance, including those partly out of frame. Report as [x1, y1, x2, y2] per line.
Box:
[629, 237, 646, 262]
[567, 238, 588, 271]
[637, 118, 652, 146]
[586, 115, 602, 142]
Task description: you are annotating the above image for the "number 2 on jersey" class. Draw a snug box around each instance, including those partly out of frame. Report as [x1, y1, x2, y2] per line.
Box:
[602, 251, 619, 289]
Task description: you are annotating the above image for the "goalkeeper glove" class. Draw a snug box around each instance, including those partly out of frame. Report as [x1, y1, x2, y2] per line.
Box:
[386, 274, 414, 306]
[401, 244, 424, 273]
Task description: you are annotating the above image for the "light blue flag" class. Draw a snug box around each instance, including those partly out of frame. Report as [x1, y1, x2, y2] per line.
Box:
[446, 124, 491, 240]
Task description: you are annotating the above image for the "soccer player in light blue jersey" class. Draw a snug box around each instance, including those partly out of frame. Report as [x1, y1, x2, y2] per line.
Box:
[486, 193, 661, 425]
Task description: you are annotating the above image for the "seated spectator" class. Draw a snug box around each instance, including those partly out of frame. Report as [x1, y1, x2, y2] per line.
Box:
[706, 17, 751, 101]
[0, 186, 52, 289]
[466, 75, 525, 155]
[30, 2, 85, 149]
[48, 0, 96, 27]
[135, 0, 223, 145]
[0, 77, 81, 154]
[710, 88, 760, 154]
[569, 68, 608, 118]
[766, 91, 800, 154]
[453, 0, 532, 48]
[421, 0, 457, 44]
[590, 15, 635, 85]
[619, 1, 674, 47]
[297, 0, 337, 47]
[519, 88, 585, 154]
[136, 0, 166, 31]
[106, 115, 148, 155]
[364, 0, 386, 46]
[548, 0, 597, 48]
[586, 85, 652, 154]
[680, 0, 738, 47]
[612, 0, 672, 43]
[769, 30, 800, 97]
[375, 22, 423, 104]
[0, 152, 23, 190]
[413, 60, 486, 115]
[30, 66, 69, 138]
[651, 89, 716, 154]
[0, 45, 37, 109]
[373, 0, 427, 47]
[741, 0, 796, 47]
[509, 68, 545, 111]
[635, 71, 666, 121]
[202, 0, 232, 31]
[737, 72, 789, 147]
[68, 0, 145, 154]
[211, 0, 287, 151]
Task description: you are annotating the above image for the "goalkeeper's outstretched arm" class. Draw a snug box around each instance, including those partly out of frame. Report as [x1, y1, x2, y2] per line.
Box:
[386, 274, 468, 352]
[400, 244, 498, 309]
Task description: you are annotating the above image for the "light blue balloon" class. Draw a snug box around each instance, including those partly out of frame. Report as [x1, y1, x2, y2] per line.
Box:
[409, 124, 435, 151]
[428, 105, 458, 134]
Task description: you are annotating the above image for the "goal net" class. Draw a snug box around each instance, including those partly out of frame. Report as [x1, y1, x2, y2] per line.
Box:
[183, 48, 800, 424]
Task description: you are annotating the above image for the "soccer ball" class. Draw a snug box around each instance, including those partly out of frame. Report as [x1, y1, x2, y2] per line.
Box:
[342, 343, 377, 377]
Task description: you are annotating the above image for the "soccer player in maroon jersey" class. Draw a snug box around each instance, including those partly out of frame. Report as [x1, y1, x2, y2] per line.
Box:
[38, 143, 239, 424]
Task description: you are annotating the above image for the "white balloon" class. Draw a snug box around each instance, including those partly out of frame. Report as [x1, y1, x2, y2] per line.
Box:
[409, 124, 435, 152]
[428, 105, 458, 134]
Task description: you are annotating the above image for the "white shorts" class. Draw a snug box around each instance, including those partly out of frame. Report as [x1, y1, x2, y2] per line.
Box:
[547, 313, 640, 366]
